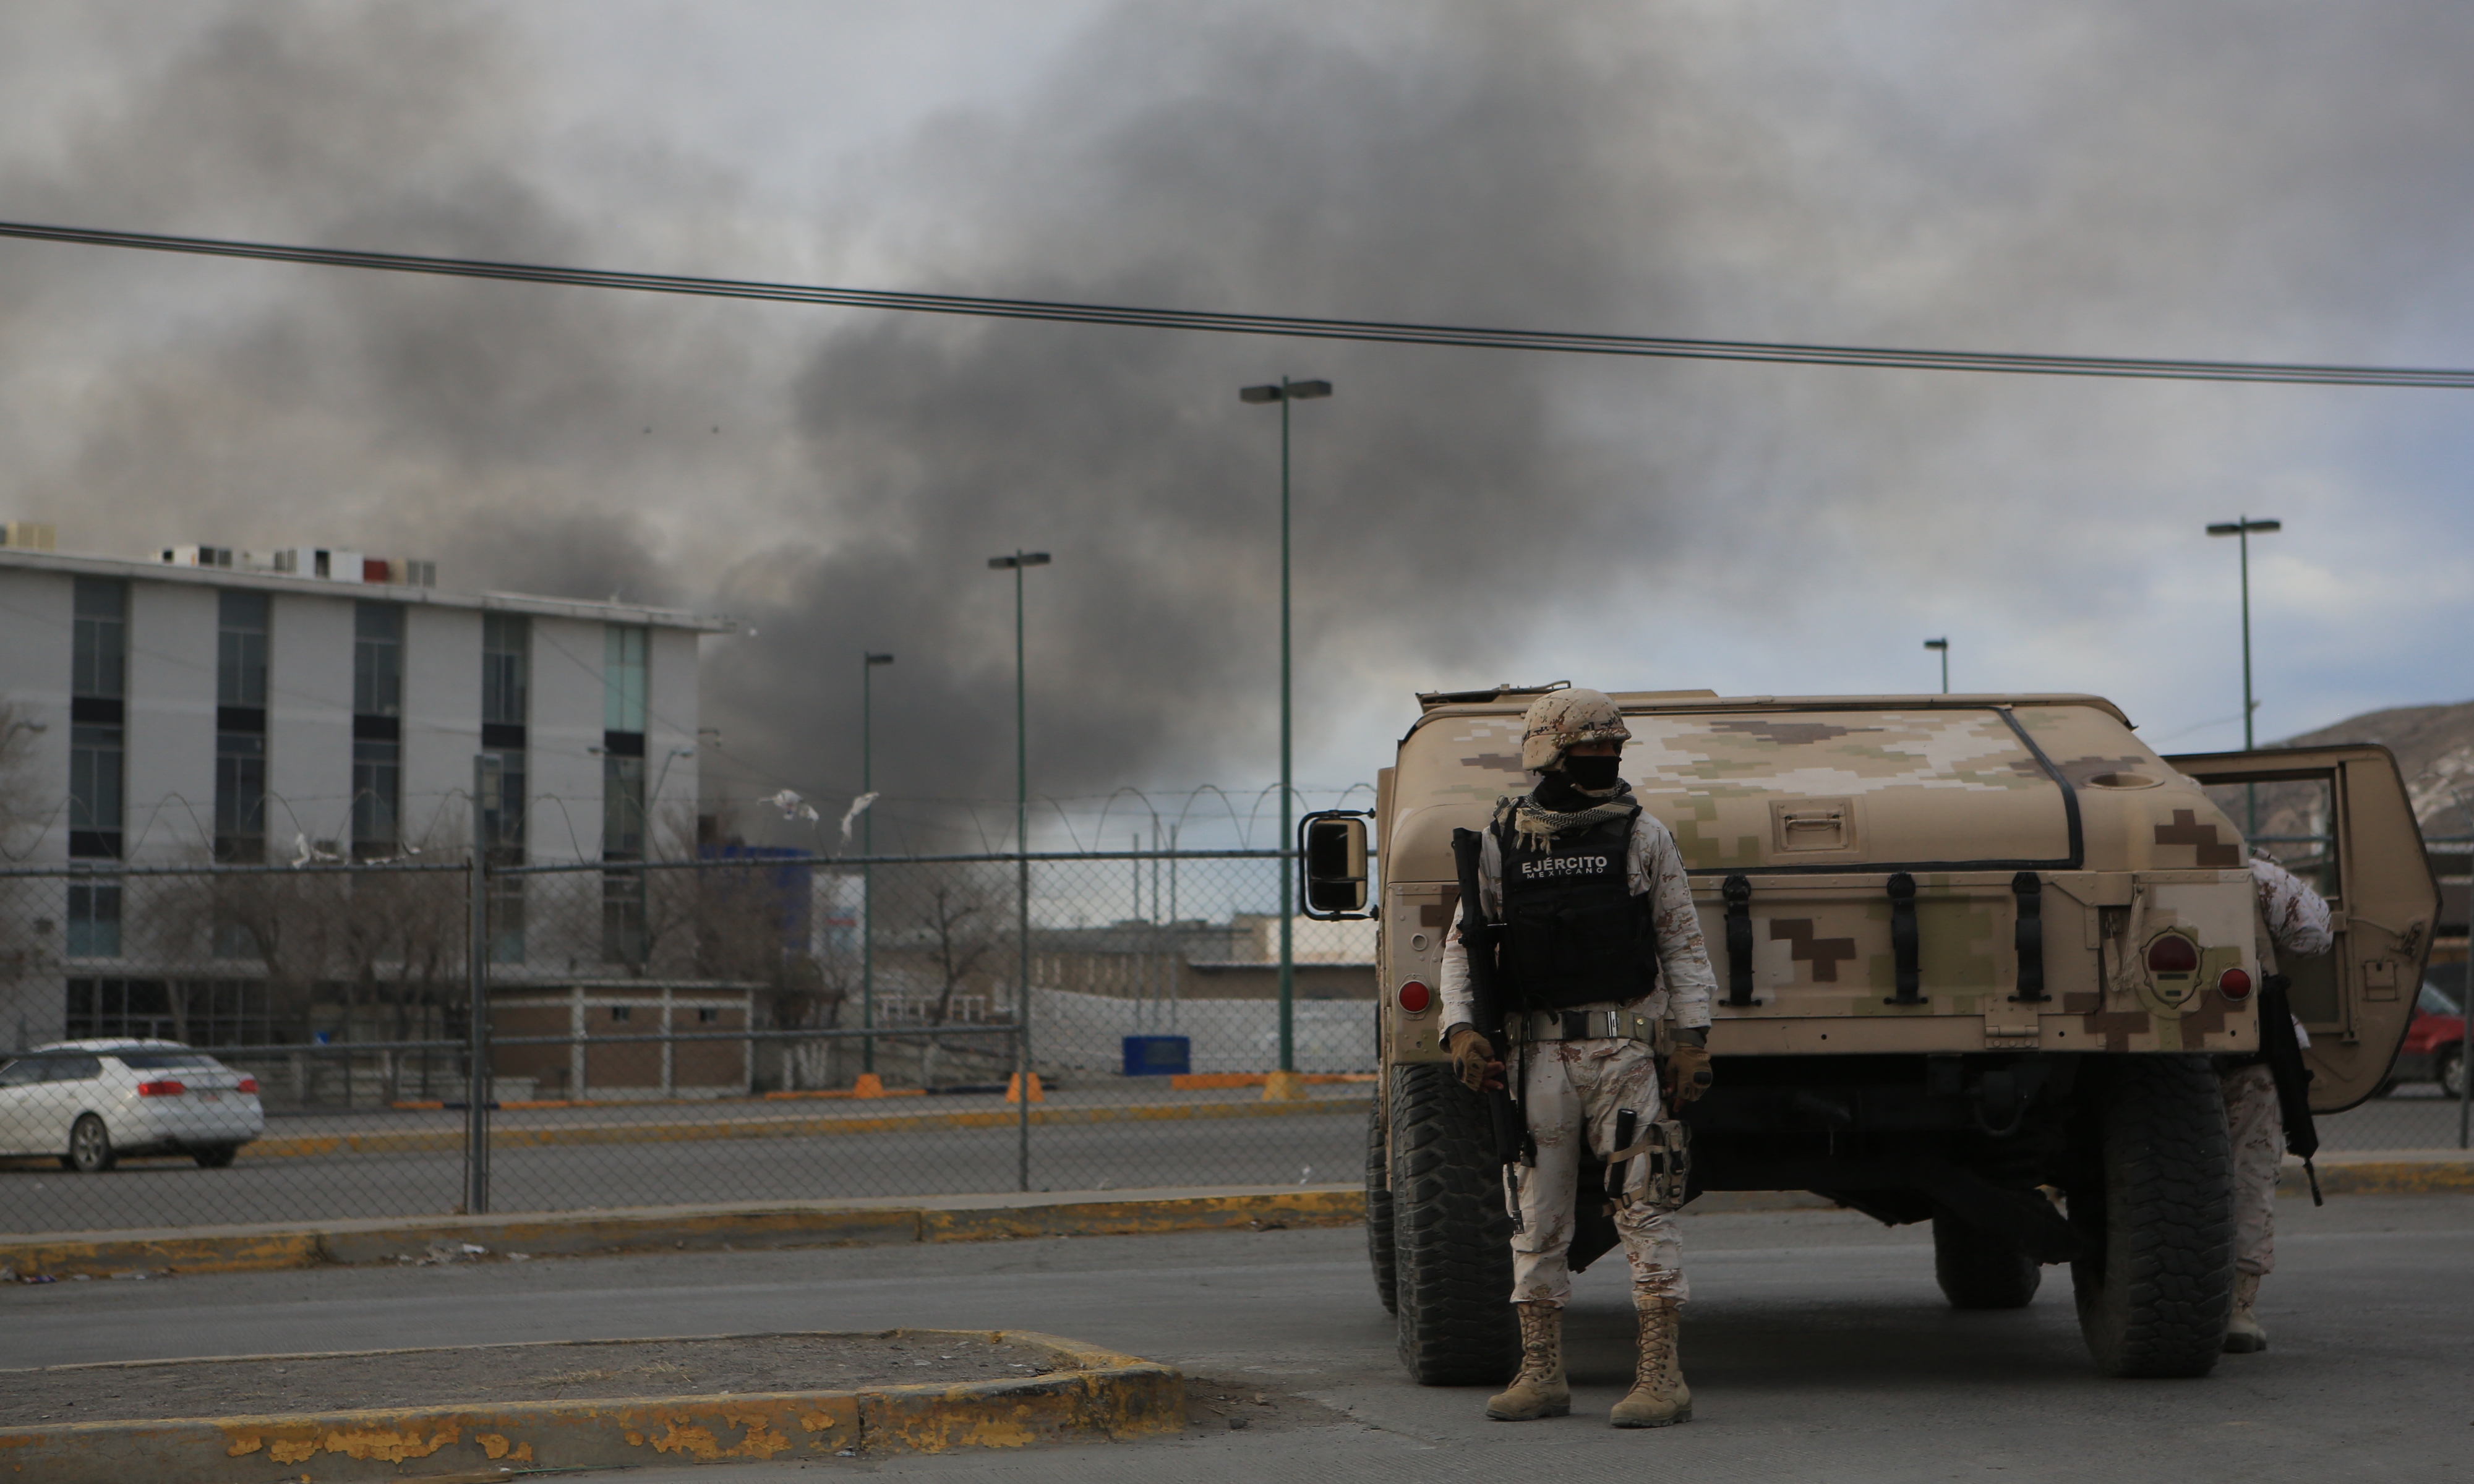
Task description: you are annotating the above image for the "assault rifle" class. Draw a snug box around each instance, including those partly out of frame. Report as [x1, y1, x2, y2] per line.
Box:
[1451, 827, 1528, 1228]
[2256, 974, 2324, 1206]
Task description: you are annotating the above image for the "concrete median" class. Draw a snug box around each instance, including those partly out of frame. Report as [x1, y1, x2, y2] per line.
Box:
[0, 1329, 1184, 1482]
[0, 1184, 1368, 1279]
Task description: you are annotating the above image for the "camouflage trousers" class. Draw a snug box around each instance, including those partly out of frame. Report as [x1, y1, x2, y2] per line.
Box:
[2221, 1064, 2280, 1277]
[1508, 1034, 1687, 1307]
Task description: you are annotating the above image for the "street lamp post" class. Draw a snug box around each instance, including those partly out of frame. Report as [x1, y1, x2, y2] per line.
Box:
[2207, 517, 2284, 835]
[1239, 376, 1331, 1086]
[987, 550, 1050, 1189]
[860, 652, 894, 1075]
[1923, 638, 1949, 695]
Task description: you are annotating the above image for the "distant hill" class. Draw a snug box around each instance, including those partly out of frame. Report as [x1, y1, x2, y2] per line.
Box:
[2161, 699, 2474, 846]
[2278, 701, 2474, 838]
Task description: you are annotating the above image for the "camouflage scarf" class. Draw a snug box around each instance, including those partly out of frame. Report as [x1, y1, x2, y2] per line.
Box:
[1499, 782, 1639, 844]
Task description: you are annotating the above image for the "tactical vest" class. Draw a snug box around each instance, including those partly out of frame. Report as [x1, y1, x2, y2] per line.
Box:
[1494, 807, 1659, 1010]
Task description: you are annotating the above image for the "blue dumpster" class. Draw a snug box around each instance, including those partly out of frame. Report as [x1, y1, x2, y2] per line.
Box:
[1121, 1035, 1191, 1077]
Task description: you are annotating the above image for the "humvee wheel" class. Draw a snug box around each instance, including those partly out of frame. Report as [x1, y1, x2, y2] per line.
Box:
[1932, 1210, 2041, 1310]
[2068, 1055, 2234, 1378]
[1366, 1094, 1398, 1315]
[1390, 1062, 1517, 1385]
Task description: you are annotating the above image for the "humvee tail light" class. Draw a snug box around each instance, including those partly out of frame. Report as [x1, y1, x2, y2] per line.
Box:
[1398, 980, 1432, 1013]
[2217, 968, 2254, 1002]
[2146, 934, 2199, 974]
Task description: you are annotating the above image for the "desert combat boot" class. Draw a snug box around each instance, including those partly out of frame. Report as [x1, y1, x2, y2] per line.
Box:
[1485, 1304, 1570, 1420]
[1609, 1298, 1692, 1428]
[2224, 1273, 2268, 1353]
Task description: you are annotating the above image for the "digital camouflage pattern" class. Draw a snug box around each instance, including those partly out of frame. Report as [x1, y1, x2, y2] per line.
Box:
[1382, 698, 2269, 1067]
[2222, 1064, 2282, 1277]
[1518, 688, 1632, 772]
[1510, 1036, 1686, 1307]
[2224, 853, 2338, 1277]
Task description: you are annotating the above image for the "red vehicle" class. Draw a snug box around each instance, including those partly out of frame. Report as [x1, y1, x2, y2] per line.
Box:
[2383, 978, 2468, 1098]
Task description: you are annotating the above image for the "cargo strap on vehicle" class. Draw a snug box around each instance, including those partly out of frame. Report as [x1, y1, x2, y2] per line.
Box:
[2011, 871, 2048, 1002]
[1723, 873, 1758, 1007]
[1507, 1008, 1656, 1044]
[1886, 872, 1923, 1005]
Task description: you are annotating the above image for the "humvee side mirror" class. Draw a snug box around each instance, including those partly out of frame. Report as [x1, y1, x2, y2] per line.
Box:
[1299, 810, 1373, 920]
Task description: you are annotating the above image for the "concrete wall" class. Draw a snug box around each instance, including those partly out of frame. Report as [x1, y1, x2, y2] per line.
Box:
[123, 579, 216, 859]
[527, 615, 607, 865]
[265, 589, 355, 852]
[402, 602, 482, 850]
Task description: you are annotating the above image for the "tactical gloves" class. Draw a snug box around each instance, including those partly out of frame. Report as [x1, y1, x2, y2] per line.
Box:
[1664, 1027, 1713, 1109]
[1447, 1026, 1499, 1093]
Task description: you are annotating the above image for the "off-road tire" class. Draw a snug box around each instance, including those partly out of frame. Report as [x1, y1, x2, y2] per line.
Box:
[2068, 1055, 2233, 1378]
[64, 1114, 114, 1174]
[1366, 1094, 1398, 1314]
[1390, 1062, 1517, 1385]
[1932, 1209, 2041, 1310]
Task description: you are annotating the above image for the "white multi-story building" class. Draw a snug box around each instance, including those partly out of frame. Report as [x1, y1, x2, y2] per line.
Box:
[0, 538, 732, 1046]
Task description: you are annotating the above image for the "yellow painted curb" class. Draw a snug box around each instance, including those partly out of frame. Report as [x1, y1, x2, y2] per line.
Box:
[214, 1091, 1369, 1161]
[0, 1186, 1368, 1279]
[0, 1329, 1182, 1482]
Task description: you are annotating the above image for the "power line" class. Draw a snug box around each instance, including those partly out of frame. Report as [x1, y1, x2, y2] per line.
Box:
[2, 219, 2470, 388]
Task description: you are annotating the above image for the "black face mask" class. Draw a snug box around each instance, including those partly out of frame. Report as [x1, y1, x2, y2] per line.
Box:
[1562, 753, 1622, 791]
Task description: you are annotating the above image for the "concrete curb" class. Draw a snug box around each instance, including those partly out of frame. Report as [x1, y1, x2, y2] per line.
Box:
[210, 1091, 1371, 1161]
[0, 1185, 1369, 1279]
[2278, 1151, 2474, 1196]
[0, 1328, 1183, 1482]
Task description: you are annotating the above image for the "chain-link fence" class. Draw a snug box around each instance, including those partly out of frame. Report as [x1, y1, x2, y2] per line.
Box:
[2, 847, 2465, 1239]
[0, 850, 1378, 1236]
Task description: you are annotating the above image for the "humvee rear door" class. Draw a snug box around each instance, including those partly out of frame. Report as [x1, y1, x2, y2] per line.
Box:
[2164, 744, 2439, 1112]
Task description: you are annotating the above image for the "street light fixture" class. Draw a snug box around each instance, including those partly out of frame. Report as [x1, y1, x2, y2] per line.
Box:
[987, 550, 1051, 1189]
[860, 652, 894, 1075]
[1923, 638, 1949, 695]
[2206, 517, 2283, 836]
[1239, 376, 1332, 1085]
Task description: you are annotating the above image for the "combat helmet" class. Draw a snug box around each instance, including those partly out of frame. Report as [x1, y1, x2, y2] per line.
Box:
[1519, 688, 1631, 772]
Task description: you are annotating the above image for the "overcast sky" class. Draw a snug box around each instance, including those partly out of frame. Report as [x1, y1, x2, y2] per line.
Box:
[2, 2, 2470, 851]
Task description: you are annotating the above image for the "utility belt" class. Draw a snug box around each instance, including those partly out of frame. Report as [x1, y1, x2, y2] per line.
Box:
[1504, 1007, 1657, 1045]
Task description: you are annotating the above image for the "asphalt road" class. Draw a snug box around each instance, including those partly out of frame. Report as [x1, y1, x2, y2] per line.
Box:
[3, 1086, 2457, 1235]
[4, 1194, 2465, 1482]
[0, 1109, 1367, 1232]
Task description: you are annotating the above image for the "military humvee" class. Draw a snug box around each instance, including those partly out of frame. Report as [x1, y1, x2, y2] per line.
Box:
[1299, 686, 2437, 1383]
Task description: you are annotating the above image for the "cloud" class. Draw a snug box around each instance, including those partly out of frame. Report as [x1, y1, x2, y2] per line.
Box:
[4, 1, 2472, 837]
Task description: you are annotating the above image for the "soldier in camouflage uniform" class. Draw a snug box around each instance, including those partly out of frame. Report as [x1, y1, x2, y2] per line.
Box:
[2221, 850, 2333, 1354]
[1438, 689, 1719, 1428]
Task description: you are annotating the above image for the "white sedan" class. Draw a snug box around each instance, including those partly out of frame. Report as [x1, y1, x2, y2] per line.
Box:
[0, 1039, 265, 1171]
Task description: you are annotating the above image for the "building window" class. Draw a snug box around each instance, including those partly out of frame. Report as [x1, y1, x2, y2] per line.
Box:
[351, 739, 400, 859]
[67, 878, 122, 959]
[69, 725, 124, 859]
[72, 577, 127, 700]
[481, 748, 527, 964]
[604, 625, 646, 733]
[482, 613, 528, 728]
[215, 591, 270, 863]
[69, 578, 127, 859]
[353, 603, 402, 717]
[352, 603, 402, 859]
[697, 1007, 721, 1025]
[609, 1005, 632, 1023]
[215, 733, 267, 863]
[481, 614, 529, 962]
[217, 590, 268, 707]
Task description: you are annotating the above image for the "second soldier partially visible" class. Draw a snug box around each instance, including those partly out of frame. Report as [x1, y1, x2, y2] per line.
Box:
[1439, 688, 1719, 1428]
